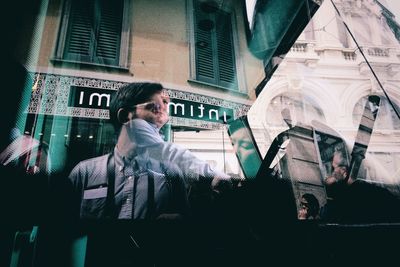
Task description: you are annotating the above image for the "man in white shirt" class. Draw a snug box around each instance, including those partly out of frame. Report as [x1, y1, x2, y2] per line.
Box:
[68, 82, 231, 219]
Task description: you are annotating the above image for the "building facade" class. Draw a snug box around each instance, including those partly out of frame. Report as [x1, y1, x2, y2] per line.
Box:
[248, 0, 400, 184]
[14, 0, 266, 175]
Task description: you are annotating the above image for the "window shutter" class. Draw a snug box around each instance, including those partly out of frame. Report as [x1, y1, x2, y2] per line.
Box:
[216, 12, 237, 89]
[194, 0, 238, 90]
[63, 0, 122, 66]
[64, 0, 95, 62]
[94, 0, 123, 66]
[194, 1, 217, 84]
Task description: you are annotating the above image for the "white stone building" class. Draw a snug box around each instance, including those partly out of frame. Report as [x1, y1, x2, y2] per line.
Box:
[247, 0, 400, 182]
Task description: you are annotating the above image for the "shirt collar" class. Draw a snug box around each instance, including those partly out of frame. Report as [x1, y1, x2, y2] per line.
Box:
[114, 145, 149, 172]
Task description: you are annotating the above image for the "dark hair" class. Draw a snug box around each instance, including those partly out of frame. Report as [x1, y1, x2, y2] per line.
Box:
[302, 193, 320, 218]
[109, 82, 164, 129]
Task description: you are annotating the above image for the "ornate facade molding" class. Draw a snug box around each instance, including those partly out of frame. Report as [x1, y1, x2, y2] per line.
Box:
[27, 72, 250, 129]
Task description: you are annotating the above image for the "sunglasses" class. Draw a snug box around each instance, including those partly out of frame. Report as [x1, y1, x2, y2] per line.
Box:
[131, 102, 162, 113]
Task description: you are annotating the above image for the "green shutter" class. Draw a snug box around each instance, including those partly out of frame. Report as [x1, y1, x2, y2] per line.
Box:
[216, 12, 237, 89]
[194, 0, 238, 90]
[194, 1, 217, 84]
[64, 0, 95, 62]
[64, 0, 122, 66]
[94, 0, 123, 65]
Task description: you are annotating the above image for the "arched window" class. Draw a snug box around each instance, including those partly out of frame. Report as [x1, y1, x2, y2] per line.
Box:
[352, 95, 400, 130]
[266, 93, 326, 127]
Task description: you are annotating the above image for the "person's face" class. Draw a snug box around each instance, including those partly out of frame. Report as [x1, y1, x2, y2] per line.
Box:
[331, 153, 348, 181]
[332, 165, 348, 181]
[134, 91, 170, 128]
[231, 128, 253, 162]
[298, 197, 309, 220]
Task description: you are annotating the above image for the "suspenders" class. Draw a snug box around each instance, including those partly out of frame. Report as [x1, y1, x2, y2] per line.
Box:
[146, 173, 155, 219]
[105, 152, 116, 219]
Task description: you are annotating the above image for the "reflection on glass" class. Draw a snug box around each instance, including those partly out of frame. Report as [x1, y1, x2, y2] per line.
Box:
[298, 193, 320, 220]
[266, 94, 326, 127]
[353, 95, 400, 130]
[227, 116, 262, 180]
[3, 0, 400, 251]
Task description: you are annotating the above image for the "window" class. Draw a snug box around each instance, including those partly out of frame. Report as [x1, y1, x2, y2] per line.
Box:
[55, 0, 129, 68]
[192, 0, 238, 90]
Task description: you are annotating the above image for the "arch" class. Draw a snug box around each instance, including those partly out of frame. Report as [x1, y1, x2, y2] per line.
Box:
[300, 79, 341, 124]
[347, 81, 400, 131]
[342, 81, 373, 117]
[343, 81, 400, 120]
[249, 77, 340, 127]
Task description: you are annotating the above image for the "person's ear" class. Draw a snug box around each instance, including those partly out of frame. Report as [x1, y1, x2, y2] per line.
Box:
[117, 108, 133, 124]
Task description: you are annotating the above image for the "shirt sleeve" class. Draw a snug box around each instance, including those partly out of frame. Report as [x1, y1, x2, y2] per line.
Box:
[161, 143, 230, 183]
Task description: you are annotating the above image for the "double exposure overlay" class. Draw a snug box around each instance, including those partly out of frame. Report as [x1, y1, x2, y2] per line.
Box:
[2, 0, 400, 266]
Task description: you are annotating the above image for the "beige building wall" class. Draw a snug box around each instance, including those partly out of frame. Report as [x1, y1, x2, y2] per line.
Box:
[20, 0, 263, 105]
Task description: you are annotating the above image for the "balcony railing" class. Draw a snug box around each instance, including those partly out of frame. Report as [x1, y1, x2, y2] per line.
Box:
[363, 47, 390, 57]
[290, 42, 308, 53]
[289, 41, 399, 63]
[343, 50, 357, 61]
